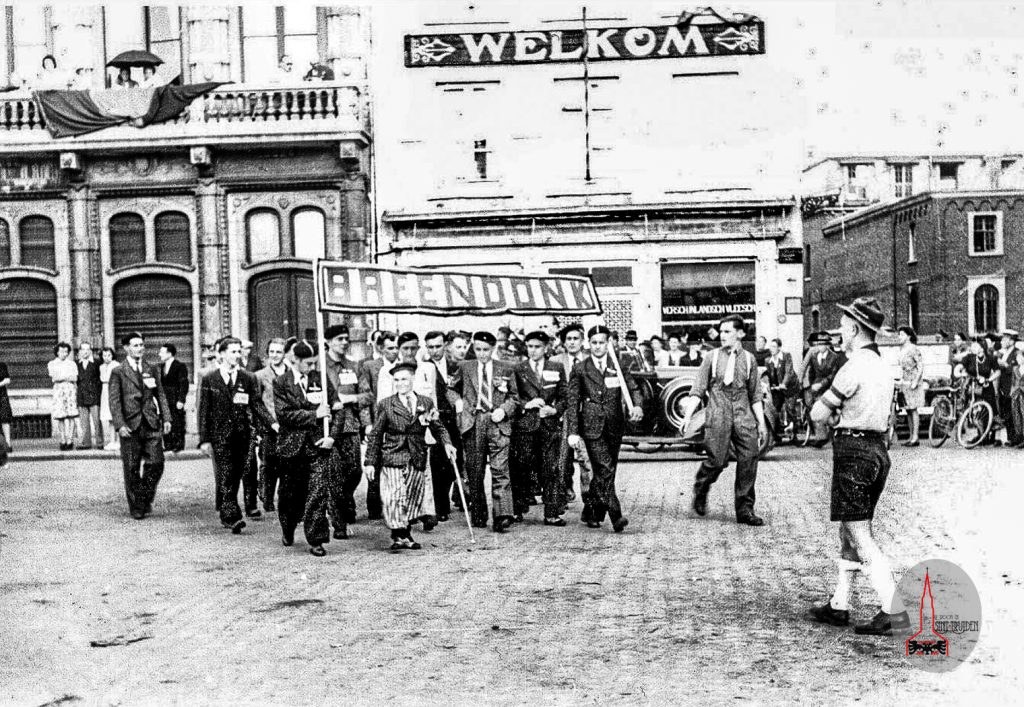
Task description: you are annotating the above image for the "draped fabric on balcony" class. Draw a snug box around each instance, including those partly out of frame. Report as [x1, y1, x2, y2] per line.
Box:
[32, 81, 225, 138]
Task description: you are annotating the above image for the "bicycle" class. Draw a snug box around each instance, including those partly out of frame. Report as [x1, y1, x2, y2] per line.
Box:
[928, 378, 994, 449]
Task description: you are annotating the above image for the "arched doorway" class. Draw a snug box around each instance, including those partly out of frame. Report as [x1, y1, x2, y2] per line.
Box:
[248, 269, 316, 352]
[0, 278, 57, 388]
[113, 275, 194, 369]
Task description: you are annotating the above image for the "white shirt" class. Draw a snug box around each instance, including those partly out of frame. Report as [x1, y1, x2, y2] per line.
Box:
[591, 355, 608, 373]
[220, 366, 239, 387]
[291, 368, 308, 390]
[831, 345, 891, 432]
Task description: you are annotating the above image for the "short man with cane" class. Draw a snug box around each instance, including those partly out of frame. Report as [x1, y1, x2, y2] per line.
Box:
[679, 314, 768, 527]
[805, 297, 910, 635]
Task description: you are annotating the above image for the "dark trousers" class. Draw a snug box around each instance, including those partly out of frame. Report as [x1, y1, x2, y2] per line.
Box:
[463, 414, 513, 526]
[277, 452, 331, 547]
[582, 435, 624, 524]
[166, 406, 186, 452]
[327, 433, 360, 529]
[242, 442, 259, 514]
[512, 424, 563, 518]
[694, 413, 760, 518]
[430, 432, 457, 517]
[213, 430, 252, 526]
[999, 391, 1019, 443]
[213, 456, 223, 511]
[258, 432, 281, 510]
[119, 426, 164, 516]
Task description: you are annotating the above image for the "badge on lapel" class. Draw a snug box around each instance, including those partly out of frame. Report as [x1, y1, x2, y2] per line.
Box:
[496, 377, 509, 394]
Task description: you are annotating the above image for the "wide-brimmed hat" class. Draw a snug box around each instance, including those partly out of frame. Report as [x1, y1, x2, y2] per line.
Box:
[837, 296, 890, 334]
[1001, 329, 1020, 340]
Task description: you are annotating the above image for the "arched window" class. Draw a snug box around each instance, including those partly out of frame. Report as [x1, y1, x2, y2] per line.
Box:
[811, 309, 821, 331]
[0, 219, 10, 267]
[154, 211, 191, 266]
[292, 207, 325, 260]
[114, 275, 194, 369]
[0, 278, 58, 388]
[109, 213, 146, 269]
[19, 215, 55, 270]
[246, 209, 281, 263]
[974, 284, 999, 333]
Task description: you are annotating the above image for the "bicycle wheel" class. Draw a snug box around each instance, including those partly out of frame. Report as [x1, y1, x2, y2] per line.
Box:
[800, 408, 814, 447]
[956, 401, 994, 449]
[928, 395, 954, 447]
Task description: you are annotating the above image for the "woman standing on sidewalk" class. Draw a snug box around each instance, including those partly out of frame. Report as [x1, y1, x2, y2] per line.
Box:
[47, 342, 79, 451]
[897, 326, 924, 447]
[99, 347, 121, 451]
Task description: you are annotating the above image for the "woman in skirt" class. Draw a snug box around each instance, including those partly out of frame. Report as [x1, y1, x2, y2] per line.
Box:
[99, 347, 121, 451]
[364, 361, 456, 552]
[47, 342, 79, 451]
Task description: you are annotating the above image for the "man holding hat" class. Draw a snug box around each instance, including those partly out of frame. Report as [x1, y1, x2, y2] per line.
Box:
[511, 330, 568, 525]
[806, 297, 910, 635]
[323, 323, 363, 531]
[679, 314, 767, 527]
[801, 331, 841, 447]
[566, 325, 643, 532]
[450, 331, 520, 532]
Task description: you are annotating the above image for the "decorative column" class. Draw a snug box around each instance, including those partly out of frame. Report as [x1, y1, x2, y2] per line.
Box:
[195, 179, 229, 348]
[67, 183, 102, 345]
[339, 171, 369, 261]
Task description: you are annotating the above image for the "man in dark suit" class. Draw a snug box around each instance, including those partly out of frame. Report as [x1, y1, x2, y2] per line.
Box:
[158, 343, 190, 453]
[765, 337, 799, 443]
[566, 325, 643, 532]
[620, 330, 652, 373]
[274, 340, 344, 557]
[511, 330, 567, 525]
[551, 323, 588, 509]
[76, 342, 103, 449]
[424, 330, 460, 522]
[450, 331, 520, 532]
[108, 331, 172, 520]
[255, 338, 289, 512]
[802, 331, 842, 446]
[322, 323, 362, 533]
[357, 331, 399, 519]
[197, 337, 277, 533]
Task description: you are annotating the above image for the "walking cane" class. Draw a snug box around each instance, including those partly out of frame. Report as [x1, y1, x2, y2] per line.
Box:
[449, 450, 475, 544]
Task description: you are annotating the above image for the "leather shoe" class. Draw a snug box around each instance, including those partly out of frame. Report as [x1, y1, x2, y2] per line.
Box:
[692, 492, 707, 517]
[245, 510, 263, 520]
[612, 517, 629, 533]
[131, 511, 145, 520]
[513, 513, 524, 523]
[437, 514, 449, 522]
[492, 516, 512, 533]
[902, 440, 920, 447]
[854, 609, 911, 635]
[544, 517, 567, 527]
[407, 538, 422, 550]
[422, 516, 438, 532]
[222, 519, 245, 534]
[389, 541, 404, 553]
[281, 535, 294, 547]
[264, 502, 276, 512]
[309, 545, 326, 557]
[367, 512, 384, 521]
[333, 528, 349, 540]
[805, 602, 850, 626]
[737, 514, 765, 526]
[586, 521, 602, 529]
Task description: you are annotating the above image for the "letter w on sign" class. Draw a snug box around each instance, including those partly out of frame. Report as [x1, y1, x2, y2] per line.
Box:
[314, 260, 602, 317]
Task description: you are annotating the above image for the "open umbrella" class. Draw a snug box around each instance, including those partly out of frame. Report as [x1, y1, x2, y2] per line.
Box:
[107, 50, 163, 69]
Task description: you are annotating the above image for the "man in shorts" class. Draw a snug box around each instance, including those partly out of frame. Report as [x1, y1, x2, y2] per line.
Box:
[806, 297, 910, 635]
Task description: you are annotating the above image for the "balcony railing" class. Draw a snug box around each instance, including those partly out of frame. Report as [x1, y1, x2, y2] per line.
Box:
[0, 81, 365, 149]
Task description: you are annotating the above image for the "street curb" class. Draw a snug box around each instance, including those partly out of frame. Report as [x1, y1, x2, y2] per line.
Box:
[8, 450, 206, 463]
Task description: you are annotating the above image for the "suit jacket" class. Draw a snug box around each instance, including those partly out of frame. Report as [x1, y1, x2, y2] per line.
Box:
[357, 358, 388, 427]
[801, 349, 842, 391]
[550, 351, 584, 379]
[325, 354, 362, 434]
[766, 352, 799, 395]
[255, 363, 289, 422]
[108, 360, 172, 433]
[197, 368, 274, 445]
[274, 371, 344, 459]
[428, 356, 459, 425]
[566, 355, 641, 441]
[159, 359, 190, 408]
[513, 359, 567, 432]
[365, 393, 452, 471]
[450, 359, 519, 435]
[76, 358, 102, 406]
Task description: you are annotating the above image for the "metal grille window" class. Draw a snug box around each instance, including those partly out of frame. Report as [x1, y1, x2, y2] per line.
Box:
[893, 164, 913, 198]
[114, 275, 194, 369]
[154, 211, 191, 266]
[0, 278, 57, 388]
[974, 284, 999, 333]
[19, 215, 54, 270]
[970, 213, 1000, 255]
[0, 219, 9, 267]
[109, 213, 146, 270]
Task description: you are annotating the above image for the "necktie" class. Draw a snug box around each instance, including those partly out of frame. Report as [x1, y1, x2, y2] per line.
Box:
[480, 363, 492, 409]
[596, 357, 604, 374]
[406, 394, 415, 415]
[299, 375, 307, 393]
[229, 371, 236, 388]
[723, 350, 736, 385]
[534, 361, 542, 378]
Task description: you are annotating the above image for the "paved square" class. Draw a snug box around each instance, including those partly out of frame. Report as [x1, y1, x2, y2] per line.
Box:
[2, 445, 1021, 705]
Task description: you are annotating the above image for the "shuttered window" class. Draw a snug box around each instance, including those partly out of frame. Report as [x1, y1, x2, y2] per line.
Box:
[19, 215, 55, 270]
[0, 219, 10, 267]
[109, 213, 146, 269]
[113, 275, 194, 370]
[154, 211, 191, 266]
[0, 278, 57, 388]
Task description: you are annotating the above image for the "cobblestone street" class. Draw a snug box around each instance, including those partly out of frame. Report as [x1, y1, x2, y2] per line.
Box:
[2, 444, 1022, 706]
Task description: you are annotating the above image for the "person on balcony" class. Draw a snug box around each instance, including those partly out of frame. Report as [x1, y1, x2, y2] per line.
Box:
[268, 55, 295, 85]
[139, 66, 161, 88]
[115, 67, 138, 88]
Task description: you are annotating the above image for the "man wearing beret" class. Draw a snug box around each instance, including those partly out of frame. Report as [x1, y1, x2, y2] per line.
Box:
[511, 330, 568, 525]
[801, 331, 842, 447]
[566, 325, 643, 533]
[323, 323, 363, 533]
[450, 331, 520, 532]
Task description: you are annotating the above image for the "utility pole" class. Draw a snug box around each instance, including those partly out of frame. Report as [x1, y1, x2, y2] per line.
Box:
[581, 6, 592, 182]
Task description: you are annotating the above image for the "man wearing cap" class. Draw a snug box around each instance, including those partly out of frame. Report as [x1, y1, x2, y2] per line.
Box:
[619, 330, 651, 373]
[358, 331, 400, 520]
[450, 331, 520, 532]
[996, 329, 1021, 445]
[323, 323, 363, 532]
[551, 323, 588, 508]
[511, 330, 568, 525]
[566, 325, 643, 532]
[801, 331, 841, 447]
[679, 314, 768, 527]
[806, 297, 910, 635]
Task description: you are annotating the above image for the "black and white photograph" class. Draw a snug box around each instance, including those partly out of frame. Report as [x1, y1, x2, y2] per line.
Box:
[0, 0, 1021, 703]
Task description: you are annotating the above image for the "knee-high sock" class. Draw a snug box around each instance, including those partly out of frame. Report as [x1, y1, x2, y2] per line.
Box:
[863, 548, 904, 614]
[830, 558, 862, 611]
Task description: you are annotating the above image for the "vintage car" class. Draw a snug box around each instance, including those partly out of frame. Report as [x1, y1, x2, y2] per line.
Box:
[622, 364, 777, 458]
